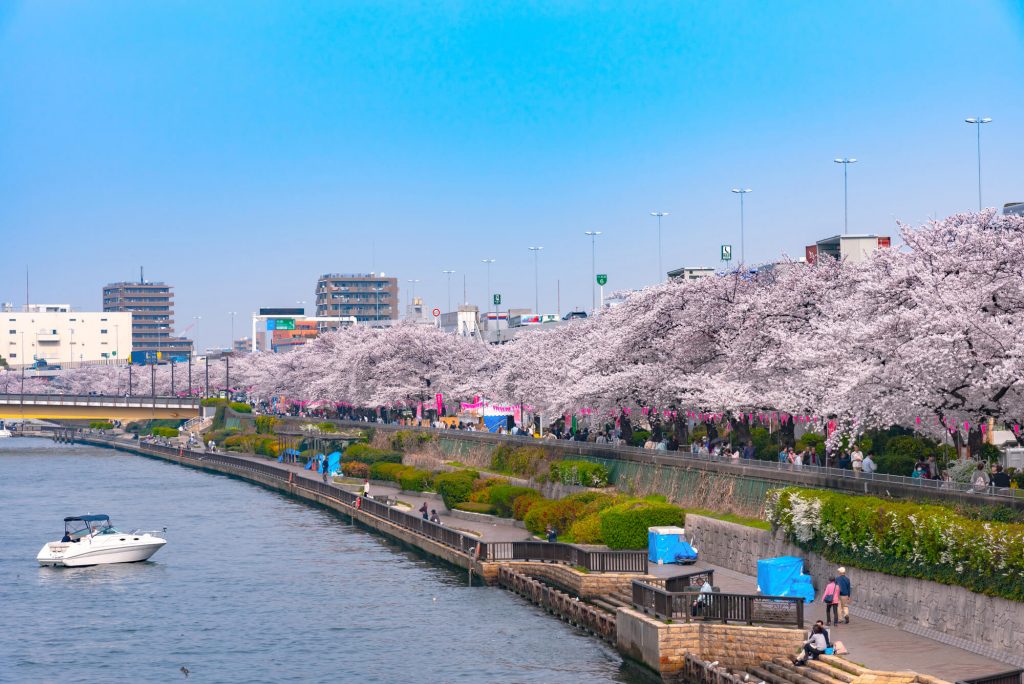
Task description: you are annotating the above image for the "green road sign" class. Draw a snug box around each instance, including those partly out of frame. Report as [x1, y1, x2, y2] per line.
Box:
[721, 245, 733, 262]
[596, 274, 608, 286]
[493, 294, 502, 305]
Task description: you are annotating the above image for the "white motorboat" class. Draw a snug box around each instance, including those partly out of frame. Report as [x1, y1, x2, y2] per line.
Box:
[37, 515, 166, 567]
[0, 420, 12, 438]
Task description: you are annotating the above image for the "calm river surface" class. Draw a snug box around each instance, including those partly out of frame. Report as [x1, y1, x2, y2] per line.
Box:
[0, 437, 650, 684]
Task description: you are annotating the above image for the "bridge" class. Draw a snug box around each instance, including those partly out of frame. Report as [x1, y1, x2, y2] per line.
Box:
[0, 394, 201, 421]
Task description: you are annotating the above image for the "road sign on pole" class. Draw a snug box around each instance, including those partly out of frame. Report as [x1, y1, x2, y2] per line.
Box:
[493, 294, 501, 306]
[720, 245, 733, 262]
[596, 274, 607, 286]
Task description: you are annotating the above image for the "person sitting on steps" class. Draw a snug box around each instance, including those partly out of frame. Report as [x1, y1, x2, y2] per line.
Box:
[793, 624, 828, 666]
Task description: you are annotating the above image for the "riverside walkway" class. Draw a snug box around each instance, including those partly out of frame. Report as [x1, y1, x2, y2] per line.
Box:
[56, 430, 1019, 682]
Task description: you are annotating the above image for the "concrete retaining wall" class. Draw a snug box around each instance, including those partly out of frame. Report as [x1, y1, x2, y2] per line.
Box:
[685, 515, 1024, 668]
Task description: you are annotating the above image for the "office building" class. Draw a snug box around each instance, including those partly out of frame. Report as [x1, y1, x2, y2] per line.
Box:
[315, 273, 398, 322]
[102, 276, 193, 359]
[2, 308, 132, 369]
[805, 234, 891, 265]
[667, 266, 716, 281]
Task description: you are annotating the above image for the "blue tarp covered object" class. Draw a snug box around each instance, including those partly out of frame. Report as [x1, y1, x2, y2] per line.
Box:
[484, 416, 508, 432]
[757, 556, 816, 604]
[648, 526, 699, 564]
[325, 451, 341, 475]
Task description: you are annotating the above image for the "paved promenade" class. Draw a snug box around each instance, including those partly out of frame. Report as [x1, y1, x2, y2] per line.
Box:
[175, 442, 1015, 680]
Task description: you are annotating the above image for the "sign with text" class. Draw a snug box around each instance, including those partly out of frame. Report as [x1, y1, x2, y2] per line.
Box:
[596, 274, 607, 286]
[493, 294, 502, 306]
[720, 245, 733, 262]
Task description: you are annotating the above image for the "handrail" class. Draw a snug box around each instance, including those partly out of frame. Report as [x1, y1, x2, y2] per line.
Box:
[631, 578, 804, 627]
[484, 540, 647, 573]
[956, 670, 1023, 684]
[0, 392, 200, 408]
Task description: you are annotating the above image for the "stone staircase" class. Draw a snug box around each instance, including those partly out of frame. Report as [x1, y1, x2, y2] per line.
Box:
[745, 654, 940, 684]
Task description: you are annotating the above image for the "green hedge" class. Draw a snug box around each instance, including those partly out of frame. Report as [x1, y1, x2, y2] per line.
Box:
[434, 470, 479, 509]
[549, 460, 609, 487]
[255, 416, 277, 434]
[370, 462, 407, 480]
[599, 501, 685, 549]
[200, 398, 226, 407]
[397, 467, 433, 492]
[150, 426, 179, 438]
[390, 431, 434, 450]
[454, 501, 496, 514]
[229, 401, 252, 413]
[523, 498, 586, 535]
[89, 421, 114, 430]
[486, 485, 538, 518]
[513, 492, 542, 520]
[569, 513, 604, 544]
[767, 487, 1024, 602]
[344, 443, 403, 465]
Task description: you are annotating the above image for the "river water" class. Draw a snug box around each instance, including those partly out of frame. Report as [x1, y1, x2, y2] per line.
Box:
[0, 438, 650, 683]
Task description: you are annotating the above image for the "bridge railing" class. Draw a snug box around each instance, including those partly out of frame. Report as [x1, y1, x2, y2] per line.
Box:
[631, 578, 804, 627]
[0, 393, 200, 408]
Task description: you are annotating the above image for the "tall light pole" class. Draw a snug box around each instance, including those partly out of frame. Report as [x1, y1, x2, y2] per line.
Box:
[584, 231, 602, 313]
[228, 312, 237, 351]
[965, 117, 992, 211]
[730, 188, 752, 266]
[649, 212, 669, 282]
[442, 270, 456, 312]
[481, 259, 495, 315]
[192, 316, 202, 357]
[833, 158, 857, 234]
[528, 247, 543, 314]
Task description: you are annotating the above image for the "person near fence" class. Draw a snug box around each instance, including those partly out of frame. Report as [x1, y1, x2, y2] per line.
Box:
[822, 577, 840, 625]
[690, 580, 714, 617]
[362, 479, 371, 498]
[862, 453, 877, 476]
[793, 624, 828, 665]
[420, 502, 429, 520]
[430, 509, 441, 524]
[836, 567, 851, 623]
[546, 525, 558, 543]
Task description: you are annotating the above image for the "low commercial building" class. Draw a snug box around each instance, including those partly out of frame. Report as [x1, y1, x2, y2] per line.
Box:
[667, 266, 716, 281]
[805, 234, 891, 264]
[1, 308, 132, 369]
[315, 273, 398, 322]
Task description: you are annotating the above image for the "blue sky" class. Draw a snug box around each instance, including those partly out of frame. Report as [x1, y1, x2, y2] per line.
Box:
[1, 1, 1022, 350]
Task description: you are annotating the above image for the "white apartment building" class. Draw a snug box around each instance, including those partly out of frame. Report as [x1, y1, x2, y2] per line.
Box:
[1, 309, 133, 369]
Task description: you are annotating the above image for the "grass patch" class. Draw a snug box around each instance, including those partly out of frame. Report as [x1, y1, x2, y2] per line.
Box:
[687, 509, 770, 530]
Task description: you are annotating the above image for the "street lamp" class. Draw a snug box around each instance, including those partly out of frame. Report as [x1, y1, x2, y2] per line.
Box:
[730, 189, 752, 266]
[649, 212, 669, 282]
[228, 312, 237, 352]
[481, 259, 495, 315]
[442, 270, 456, 313]
[584, 231, 602, 314]
[833, 158, 857, 234]
[965, 117, 992, 211]
[528, 247, 543, 314]
[192, 316, 202, 357]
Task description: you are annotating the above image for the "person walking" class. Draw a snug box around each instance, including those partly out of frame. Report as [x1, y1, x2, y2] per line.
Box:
[362, 478, 371, 498]
[822, 576, 840, 626]
[836, 567, 852, 624]
[420, 502, 429, 520]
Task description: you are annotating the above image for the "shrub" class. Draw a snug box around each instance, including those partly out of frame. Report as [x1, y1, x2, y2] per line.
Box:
[874, 453, 916, 476]
[884, 435, 929, 462]
[342, 461, 370, 479]
[254, 437, 279, 457]
[454, 502, 496, 514]
[89, 421, 114, 430]
[344, 443, 403, 465]
[434, 470, 479, 509]
[523, 498, 586, 535]
[370, 462, 407, 481]
[512, 492, 543, 520]
[150, 427, 179, 438]
[490, 444, 547, 477]
[397, 467, 433, 492]
[229, 402, 252, 413]
[390, 430, 434, 450]
[795, 432, 825, 453]
[766, 487, 1024, 602]
[569, 513, 604, 544]
[599, 501, 685, 549]
[487, 485, 538, 518]
[549, 460, 609, 487]
[255, 416, 278, 434]
[316, 421, 335, 432]
[629, 429, 651, 447]
[200, 398, 226, 407]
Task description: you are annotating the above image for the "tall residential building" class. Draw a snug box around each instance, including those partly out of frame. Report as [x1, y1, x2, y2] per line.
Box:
[102, 277, 193, 359]
[315, 273, 398, 322]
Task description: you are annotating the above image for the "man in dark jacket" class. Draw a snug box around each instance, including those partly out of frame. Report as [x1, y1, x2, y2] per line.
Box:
[836, 567, 852, 624]
[991, 465, 1012, 488]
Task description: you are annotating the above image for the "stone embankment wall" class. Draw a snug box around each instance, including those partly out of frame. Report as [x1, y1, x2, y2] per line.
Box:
[499, 561, 653, 599]
[685, 515, 1024, 668]
[616, 607, 805, 679]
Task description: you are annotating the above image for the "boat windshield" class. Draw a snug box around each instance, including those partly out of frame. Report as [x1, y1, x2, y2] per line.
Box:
[65, 518, 115, 538]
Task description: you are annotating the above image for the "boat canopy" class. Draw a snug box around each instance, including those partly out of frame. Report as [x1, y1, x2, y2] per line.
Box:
[64, 515, 111, 522]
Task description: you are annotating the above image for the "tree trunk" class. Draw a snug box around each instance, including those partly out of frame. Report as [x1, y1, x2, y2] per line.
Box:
[967, 427, 984, 460]
[779, 416, 795, 448]
[620, 411, 633, 444]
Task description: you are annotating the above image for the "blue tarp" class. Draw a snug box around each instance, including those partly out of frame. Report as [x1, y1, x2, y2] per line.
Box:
[648, 527, 699, 564]
[757, 556, 816, 604]
[305, 453, 324, 470]
[278, 448, 302, 463]
[484, 416, 508, 432]
[324, 451, 341, 475]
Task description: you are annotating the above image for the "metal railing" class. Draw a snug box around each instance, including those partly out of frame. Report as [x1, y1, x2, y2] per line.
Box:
[631, 579, 804, 627]
[0, 393, 200, 408]
[326, 420, 1024, 504]
[483, 540, 647, 573]
[957, 671, 1024, 684]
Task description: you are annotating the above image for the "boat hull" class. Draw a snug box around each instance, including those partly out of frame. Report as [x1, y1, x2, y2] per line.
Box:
[37, 537, 166, 567]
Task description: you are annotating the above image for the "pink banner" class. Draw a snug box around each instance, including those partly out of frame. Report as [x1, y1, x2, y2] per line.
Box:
[435, 393, 444, 414]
